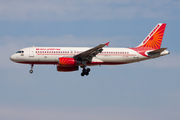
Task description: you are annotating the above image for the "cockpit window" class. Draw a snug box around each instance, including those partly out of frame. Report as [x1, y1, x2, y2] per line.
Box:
[16, 51, 24, 53]
[16, 51, 21, 53]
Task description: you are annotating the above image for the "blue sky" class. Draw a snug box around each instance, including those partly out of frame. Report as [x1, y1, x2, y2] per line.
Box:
[0, 0, 180, 120]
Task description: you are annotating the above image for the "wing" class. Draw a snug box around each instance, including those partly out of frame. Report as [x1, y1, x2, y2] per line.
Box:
[74, 42, 109, 61]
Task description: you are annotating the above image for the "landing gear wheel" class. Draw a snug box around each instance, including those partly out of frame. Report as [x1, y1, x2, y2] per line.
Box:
[83, 69, 87, 73]
[86, 72, 89, 76]
[81, 69, 86, 77]
[81, 73, 84, 76]
[87, 68, 90, 72]
[29, 64, 34, 74]
[81, 68, 90, 76]
[29, 70, 33, 74]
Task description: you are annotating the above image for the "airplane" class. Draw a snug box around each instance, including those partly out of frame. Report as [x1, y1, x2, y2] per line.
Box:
[10, 23, 169, 76]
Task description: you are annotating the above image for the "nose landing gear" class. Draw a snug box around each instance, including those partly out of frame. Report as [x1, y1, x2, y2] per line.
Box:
[29, 64, 34, 74]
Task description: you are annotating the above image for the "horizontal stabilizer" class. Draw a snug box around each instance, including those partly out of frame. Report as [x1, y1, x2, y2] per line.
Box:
[148, 48, 167, 55]
[147, 48, 168, 58]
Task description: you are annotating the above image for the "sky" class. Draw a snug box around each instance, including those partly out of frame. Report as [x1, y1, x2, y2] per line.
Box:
[0, 0, 180, 120]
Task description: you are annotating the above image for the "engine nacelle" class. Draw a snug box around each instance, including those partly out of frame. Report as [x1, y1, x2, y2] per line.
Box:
[58, 57, 77, 67]
[57, 66, 79, 72]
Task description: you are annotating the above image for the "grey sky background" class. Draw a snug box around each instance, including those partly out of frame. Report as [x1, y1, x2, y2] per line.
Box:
[0, 0, 180, 120]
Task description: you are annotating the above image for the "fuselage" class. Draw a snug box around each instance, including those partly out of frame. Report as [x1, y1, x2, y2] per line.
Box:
[10, 46, 169, 66]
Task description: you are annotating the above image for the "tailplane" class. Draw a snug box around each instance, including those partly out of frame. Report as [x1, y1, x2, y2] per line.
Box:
[136, 23, 166, 50]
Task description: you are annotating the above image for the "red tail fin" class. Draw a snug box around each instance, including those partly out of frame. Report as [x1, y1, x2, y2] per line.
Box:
[136, 23, 166, 50]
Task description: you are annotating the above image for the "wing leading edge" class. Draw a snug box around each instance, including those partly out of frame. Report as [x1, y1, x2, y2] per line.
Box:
[74, 42, 109, 61]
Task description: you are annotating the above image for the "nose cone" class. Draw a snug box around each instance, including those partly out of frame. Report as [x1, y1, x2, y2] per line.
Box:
[10, 54, 16, 62]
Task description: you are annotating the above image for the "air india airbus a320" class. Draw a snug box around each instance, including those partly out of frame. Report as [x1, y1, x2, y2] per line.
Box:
[10, 23, 169, 76]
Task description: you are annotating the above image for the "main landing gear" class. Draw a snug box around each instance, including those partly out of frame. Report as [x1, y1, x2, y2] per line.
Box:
[29, 64, 34, 74]
[81, 67, 91, 76]
[80, 61, 91, 77]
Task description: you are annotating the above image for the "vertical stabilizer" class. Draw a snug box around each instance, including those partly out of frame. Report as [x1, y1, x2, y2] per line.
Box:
[136, 23, 166, 50]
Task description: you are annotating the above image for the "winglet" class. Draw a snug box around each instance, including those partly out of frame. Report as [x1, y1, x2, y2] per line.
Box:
[105, 42, 110, 46]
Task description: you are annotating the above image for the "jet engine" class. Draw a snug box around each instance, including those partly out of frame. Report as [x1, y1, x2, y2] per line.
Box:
[57, 57, 79, 72]
[58, 57, 78, 67]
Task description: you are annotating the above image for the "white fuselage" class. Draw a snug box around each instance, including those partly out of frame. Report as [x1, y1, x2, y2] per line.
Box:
[10, 46, 169, 66]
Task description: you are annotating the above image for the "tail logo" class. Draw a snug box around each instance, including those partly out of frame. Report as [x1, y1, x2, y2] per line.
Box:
[143, 24, 160, 44]
[136, 23, 166, 50]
